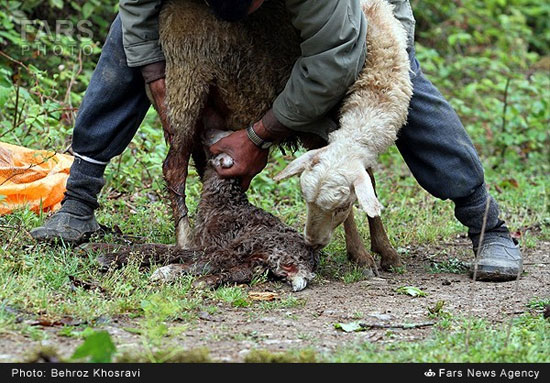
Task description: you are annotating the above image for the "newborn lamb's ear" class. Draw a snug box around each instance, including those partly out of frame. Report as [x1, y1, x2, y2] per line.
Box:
[274, 147, 326, 181]
[353, 167, 383, 218]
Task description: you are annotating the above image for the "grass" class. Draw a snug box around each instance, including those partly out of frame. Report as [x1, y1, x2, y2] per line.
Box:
[527, 298, 550, 311]
[429, 258, 469, 274]
[49, 311, 547, 363]
[257, 295, 305, 311]
[213, 286, 251, 308]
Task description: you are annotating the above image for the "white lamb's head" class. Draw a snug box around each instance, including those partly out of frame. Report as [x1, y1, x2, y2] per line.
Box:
[275, 144, 382, 247]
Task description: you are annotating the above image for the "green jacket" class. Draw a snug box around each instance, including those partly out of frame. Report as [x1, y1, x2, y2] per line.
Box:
[119, 0, 415, 138]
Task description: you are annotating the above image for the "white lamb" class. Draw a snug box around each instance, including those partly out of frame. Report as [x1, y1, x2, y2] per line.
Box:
[275, 0, 413, 249]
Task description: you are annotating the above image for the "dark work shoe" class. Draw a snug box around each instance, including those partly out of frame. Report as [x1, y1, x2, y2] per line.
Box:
[30, 211, 100, 245]
[469, 234, 522, 282]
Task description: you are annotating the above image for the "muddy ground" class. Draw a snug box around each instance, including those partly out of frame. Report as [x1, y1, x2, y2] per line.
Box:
[1, 239, 548, 362]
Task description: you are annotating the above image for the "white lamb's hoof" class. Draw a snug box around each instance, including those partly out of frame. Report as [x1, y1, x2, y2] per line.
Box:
[150, 264, 186, 283]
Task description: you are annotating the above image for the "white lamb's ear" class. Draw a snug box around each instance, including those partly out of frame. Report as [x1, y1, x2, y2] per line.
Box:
[353, 167, 383, 218]
[274, 147, 326, 181]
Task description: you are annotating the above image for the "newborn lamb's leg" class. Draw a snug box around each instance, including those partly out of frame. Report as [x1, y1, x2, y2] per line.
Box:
[344, 208, 378, 275]
[366, 168, 402, 270]
[192, 266, 255, 289]
[94, 244, 203, 269]
[151, 260, 215, 282]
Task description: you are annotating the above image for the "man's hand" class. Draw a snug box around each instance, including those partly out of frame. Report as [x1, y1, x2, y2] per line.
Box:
[209, 127, 269, 190]
[148, 78, 175, 144]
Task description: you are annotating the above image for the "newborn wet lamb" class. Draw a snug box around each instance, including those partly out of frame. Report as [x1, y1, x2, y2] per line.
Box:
[95, 132, 319, 291]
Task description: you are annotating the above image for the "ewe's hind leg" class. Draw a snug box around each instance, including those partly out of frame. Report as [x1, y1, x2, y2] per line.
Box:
[344, 209, 378, 275]
[163, 65, 211, 247]
[163, 142, 194, 248]
[366, 168, 402, 271]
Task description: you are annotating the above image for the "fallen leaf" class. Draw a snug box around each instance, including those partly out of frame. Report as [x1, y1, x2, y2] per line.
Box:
[34, 318, 59, 327]
[71, 330, 116, 363]
[248, 292, 279, 301]
[396, 286, 428, 297]
[507, 178, 519, 188]
[334, 321, 364, 332]
[500, 178, 519, 189]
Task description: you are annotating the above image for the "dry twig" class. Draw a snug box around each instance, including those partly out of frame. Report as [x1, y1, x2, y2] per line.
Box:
[358, 322, 435, 330]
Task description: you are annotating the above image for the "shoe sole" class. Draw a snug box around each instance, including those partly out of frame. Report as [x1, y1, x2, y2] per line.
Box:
[30, 228, 97, 246]
[469, 266, 520, 282]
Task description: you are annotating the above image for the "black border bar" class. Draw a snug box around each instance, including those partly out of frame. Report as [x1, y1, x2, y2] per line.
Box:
[2, 363, 549, 382]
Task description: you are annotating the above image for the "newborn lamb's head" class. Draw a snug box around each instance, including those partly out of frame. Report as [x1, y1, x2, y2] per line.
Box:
[264, 237, 319, 292]
[275, 143, 382, 248]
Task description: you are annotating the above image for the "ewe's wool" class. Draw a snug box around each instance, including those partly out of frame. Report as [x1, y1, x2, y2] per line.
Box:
[160, 0, 300, 147]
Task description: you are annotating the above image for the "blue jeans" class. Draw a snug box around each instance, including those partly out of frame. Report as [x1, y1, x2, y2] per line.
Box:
[396, 50, 485, 200]
[71, 16, 150, 164]
[69, 15, 503, 236]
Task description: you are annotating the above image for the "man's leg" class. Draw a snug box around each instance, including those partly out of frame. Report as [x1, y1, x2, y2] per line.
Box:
[31, 15, 151, 243]
[395, 49, 522, 281]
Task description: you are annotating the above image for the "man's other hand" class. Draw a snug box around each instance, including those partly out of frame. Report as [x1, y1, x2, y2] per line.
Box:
[209, 129, 268, 190]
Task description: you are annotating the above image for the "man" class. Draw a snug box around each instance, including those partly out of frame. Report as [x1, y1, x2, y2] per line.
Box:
[31, 0, 521, 281]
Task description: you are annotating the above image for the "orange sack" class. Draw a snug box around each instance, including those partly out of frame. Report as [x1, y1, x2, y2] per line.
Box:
[0, 142, 73, 215]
